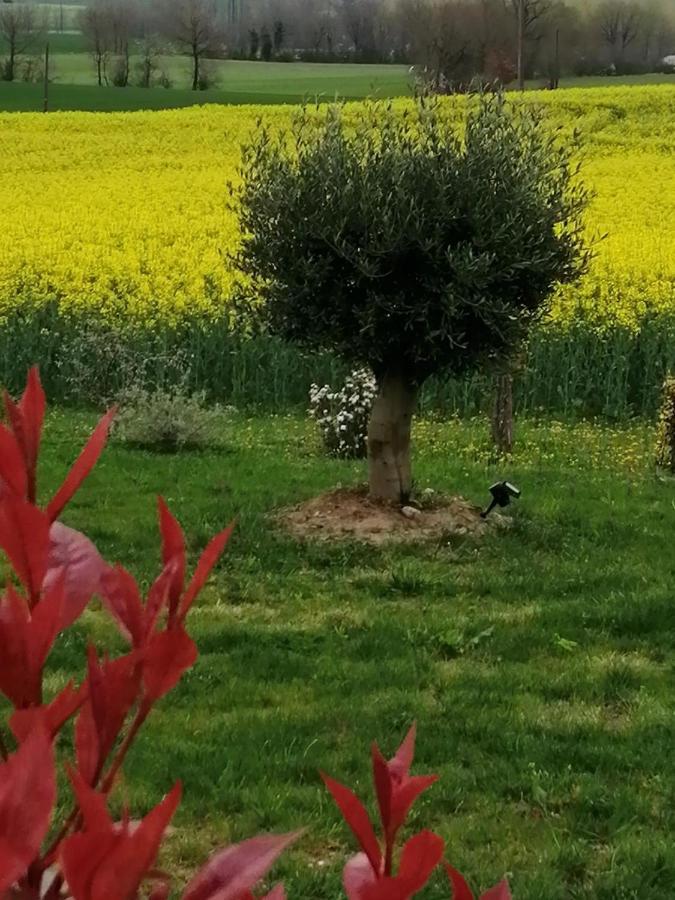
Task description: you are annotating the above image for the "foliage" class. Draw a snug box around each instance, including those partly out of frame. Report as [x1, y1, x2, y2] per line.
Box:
[0, 368, 511, 899]
[309, 368, 376, 459]
[236, 94, 589, 383]
[322, 724, 509, 899]
[0, 368, 234, 898]
[655, 375, 675, 471]
[115, 382, 226, 451]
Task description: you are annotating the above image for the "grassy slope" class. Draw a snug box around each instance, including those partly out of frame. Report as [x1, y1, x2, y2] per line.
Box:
[0, 55, 672, 111]
[39, 413, 674, 898]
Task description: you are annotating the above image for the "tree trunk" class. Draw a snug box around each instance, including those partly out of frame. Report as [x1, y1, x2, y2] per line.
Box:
[192, 50, 199, 90]
[491, 373, 514, 455]
[368, 372, 418, 503]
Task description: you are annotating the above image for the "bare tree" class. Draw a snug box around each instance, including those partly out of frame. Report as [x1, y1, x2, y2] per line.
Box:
[507, 0, 553, 84]
[598, 0, 641, 67]
[108, 1, 136, 86]
[161, 0, 223, 90]
[0, 3, 40, 82]
[80, 5, 112, 86]
[340, 0, 378, 59]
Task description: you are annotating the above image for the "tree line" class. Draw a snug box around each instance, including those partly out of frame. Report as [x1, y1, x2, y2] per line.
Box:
[1, 0, 674, 89]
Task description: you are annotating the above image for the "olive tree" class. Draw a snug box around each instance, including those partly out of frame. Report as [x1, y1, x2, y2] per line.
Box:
[235, 96, 589, 502]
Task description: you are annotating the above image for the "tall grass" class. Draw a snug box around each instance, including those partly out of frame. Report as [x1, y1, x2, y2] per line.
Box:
[1, 306, 673, 417]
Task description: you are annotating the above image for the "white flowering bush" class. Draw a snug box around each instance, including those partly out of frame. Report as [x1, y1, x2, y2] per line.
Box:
[309, 368, 377, 458]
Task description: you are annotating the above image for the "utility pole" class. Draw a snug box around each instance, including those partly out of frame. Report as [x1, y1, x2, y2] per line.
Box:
[43, 42, 49, 113]
[517, 0, 525, 91]
[553, 27, 560, 89]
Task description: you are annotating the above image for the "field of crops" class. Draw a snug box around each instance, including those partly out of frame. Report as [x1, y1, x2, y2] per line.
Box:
[1, 84, 674, 414]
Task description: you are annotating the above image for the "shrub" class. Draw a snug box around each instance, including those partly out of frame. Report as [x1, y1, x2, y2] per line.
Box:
[655, 375, 675, 472]
[309, 368, 377, 459]
[0, 367, 512, 898]
[115, 383, 225, 451]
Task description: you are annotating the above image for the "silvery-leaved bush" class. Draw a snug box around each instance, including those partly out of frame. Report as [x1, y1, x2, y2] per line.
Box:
[309, 368, 377, 459]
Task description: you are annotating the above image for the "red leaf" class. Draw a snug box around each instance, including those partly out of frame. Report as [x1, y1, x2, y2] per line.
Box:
[371, 744, 392, 843]
[0, 424, 27, 499]
[75, 700, 99, 787]
[388, 723, 416, 780]
[63, 784, 181, 900]
[45, 523, 106, 629]
[445, 863, 475, 900]
[343, 853, 378, 900]
[0, 586, 34, 707]
[321, 774, 382, 875]
[10, 680, 86, 742]
[59, 827, 117, 900]
[0, 727, 55, 893]
[182, 831, 300, 900]
[157, 498, 185, 622]
[179, 523, 235, 622]
[149, 883, 172, 900]
[389, 775, 438, 840]
[396, 830, 444, 894]
[81, 648, 142, 782]
[0, 580, 63, 708]
[4, 368, 46, 503]
[0, 498, 50, 603]
[480, 880, 512, 900]
[68, 767, 112, 833]
[143, 560, 179, 641]
[141, 627, 197, 710]
[350, 832, 444, 900]
[99, 565, 145, 647]
[46, 408, 115, 523]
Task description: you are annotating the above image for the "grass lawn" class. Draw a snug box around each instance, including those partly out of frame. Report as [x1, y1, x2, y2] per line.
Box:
[36, 411, 674, 898]
[0, 55, 672, 110]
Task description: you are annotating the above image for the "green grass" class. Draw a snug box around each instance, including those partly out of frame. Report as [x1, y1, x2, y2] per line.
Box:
[0, 58, 413, 111]
[0, 54, 672, 111]
[34, 411, 675, 898]
[45, 31, 88, 54]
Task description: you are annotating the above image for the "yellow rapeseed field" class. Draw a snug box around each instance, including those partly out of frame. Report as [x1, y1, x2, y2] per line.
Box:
[0, 85, 673, 331]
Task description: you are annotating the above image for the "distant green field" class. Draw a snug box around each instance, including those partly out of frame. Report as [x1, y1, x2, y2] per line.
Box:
[45, 31, 88, 54]
[0, 59, 414, 111]
[0, 53, 672, 112]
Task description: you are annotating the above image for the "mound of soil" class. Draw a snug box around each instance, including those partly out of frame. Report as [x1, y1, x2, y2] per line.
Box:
[278, 486, 509, 545]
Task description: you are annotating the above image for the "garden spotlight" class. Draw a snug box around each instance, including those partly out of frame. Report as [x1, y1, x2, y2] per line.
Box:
[481, 481, 521, 518]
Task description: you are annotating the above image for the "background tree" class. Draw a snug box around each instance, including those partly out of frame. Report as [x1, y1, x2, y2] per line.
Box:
[597, 0, 642, 69]
[80, 3, 112, 86]
[161, 0, 223, 90]
[235, 97, 590, 502]
[273, 18, 285, 54]
[0, 2, 40, 82]
[248, 27, 259, 58]
[260, 26, 273, 60]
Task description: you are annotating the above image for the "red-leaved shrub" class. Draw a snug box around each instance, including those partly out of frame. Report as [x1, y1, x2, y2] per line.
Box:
[0, 369, 511, 899]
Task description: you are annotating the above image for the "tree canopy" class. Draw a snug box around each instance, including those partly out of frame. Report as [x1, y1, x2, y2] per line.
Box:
[235, 94, 590, 500]
[236, 95, 589, 384]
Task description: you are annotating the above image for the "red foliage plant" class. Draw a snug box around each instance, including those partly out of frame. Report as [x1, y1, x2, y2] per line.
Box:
[0, 369, 512, 900]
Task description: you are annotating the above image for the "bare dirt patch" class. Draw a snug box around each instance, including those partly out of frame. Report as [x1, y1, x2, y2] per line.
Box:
[277, 486, 510, 545]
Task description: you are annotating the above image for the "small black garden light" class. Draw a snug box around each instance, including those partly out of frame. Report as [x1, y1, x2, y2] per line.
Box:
[481, 481, 521, 518]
